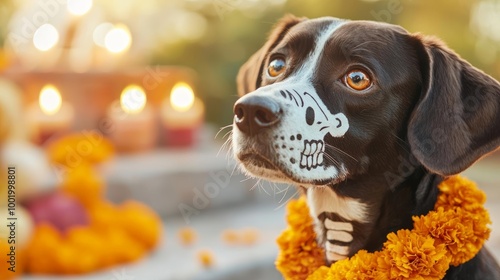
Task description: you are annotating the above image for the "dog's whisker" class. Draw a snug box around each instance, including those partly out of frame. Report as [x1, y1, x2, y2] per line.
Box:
[240, 176, 254, 183]
[260, 181, 271, 196]
[249, 179, 262, 191]
[229, 162, 238, 182]
[274, 189, 300, 211]
[274, 183, 282, 198]
[214, 124, 233, 139]
[323, 152, 342, 167]
[389, 132, 411, 154]
[271, 182, 288, 202]
[224, 140, 234, 161]
[278, 185, 292, 204]
[324, 143, 358, 162]
[217, 134, 233, 157]
[221, 129, 233, 141]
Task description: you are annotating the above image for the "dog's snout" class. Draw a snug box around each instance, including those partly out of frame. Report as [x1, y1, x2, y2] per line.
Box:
[234, 95, 281, 135]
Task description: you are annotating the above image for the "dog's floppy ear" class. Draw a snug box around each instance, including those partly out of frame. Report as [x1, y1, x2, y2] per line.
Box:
[236, 14, 304, 96]
[408, 35, 500, 176]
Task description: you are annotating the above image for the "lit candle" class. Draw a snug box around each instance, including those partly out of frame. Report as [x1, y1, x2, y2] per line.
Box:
[26, 84, 75, 144]
[107, 84, 156, 152]
[104, 24, 132, 54]
[161, 82, 205, 147]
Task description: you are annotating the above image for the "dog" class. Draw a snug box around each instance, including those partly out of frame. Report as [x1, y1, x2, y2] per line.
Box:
[232, 15, 500, 279]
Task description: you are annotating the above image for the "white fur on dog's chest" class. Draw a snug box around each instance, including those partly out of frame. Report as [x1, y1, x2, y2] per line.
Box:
[306, 187, 368, 262]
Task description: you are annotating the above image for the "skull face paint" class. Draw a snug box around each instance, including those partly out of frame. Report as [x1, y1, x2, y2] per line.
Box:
[232, 82, 350, 184]
[277, 87, 349, 171]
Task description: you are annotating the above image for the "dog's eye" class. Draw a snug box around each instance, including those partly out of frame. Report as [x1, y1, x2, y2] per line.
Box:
[268, 58, 286, 77]
[344, 70, 372, 91]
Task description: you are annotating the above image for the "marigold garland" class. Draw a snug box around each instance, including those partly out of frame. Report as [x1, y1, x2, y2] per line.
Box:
[276, 176, 491, 280]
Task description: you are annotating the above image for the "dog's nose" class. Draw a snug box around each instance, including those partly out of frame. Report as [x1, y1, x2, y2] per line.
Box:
[233, 95, 281, 135]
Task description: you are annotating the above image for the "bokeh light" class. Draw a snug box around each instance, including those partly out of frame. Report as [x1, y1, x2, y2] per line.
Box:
[120, 84, 147, 114]
[39, 85, 62, 115]
[170, 82, 195, 112]
[104, 24, 132, 53]
[33, 24, 59, 51]
[67, 0, 93, 16]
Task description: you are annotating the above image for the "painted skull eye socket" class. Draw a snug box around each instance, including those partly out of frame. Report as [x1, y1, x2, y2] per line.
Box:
[268, 58, 286, 77]
[344, 70, 372, 91]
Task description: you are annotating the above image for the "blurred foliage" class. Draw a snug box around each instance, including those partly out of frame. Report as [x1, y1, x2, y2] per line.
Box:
[150, 0, 500, 126]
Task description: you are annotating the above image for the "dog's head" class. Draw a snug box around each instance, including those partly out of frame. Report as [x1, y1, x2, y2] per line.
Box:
[232, 15, 500, 188]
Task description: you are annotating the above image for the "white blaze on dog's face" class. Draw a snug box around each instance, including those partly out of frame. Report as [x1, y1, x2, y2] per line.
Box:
[233, 20, 351, 185]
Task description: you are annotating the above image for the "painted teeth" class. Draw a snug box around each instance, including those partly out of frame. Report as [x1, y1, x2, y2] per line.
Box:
[301, 155, 307, 167]
[300, 140, 325, 170]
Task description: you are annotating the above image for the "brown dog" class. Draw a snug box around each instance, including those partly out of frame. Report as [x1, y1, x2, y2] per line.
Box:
[232, 15, 500, 279]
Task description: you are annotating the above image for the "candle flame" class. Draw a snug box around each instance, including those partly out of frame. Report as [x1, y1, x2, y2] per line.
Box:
[33, 24, 59, 52]
[120, 85, 147, 114]
[104, 24, 132, 53]
[39, 85, 62, 115]
[170, 82, 195, 112]
[67, 0, 93, 16]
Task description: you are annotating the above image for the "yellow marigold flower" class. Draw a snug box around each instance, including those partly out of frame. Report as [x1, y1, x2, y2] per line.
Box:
[276, 197, 325, 280]
[384, 229, 450, 280]
[436, 176, 486, 214]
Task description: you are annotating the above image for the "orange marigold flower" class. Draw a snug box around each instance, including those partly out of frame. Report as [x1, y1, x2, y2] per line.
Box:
[0, 242, 24, 279]
[179, 227, 197, 246]
[118, 201, 163, 250]
[102, 228, 147, 263]
[221, 229, 239, 245]
[413, 206, 491, 266]
[276, 176, 490, 280]
[306, 266, 330, 280]
[384, 229, 450, 280]
[198, 250, 215, 268]
[309, 250, 389, 280]
[25, 224, 62, 274]
[88, 201, 120, 230]
[46, 133, 114, 165]
[436, 176, 486, 214]
[61, 163, 104, 208]
[66, 226, 109, 269]
[276, 197, 325, 280]
[241, 228, 260, 245]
